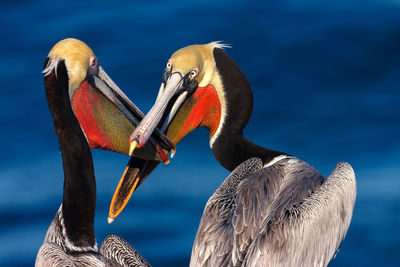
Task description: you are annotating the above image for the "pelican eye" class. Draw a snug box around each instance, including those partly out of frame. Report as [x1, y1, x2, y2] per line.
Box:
[88, 55, 99, 75]
[166, 61, 172, 70]
[89, 56, 98, 68]
[189, 69, 198, 80]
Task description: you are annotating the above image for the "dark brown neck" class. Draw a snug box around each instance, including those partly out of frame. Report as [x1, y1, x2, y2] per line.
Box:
[211, 48, 286, 171]
[212, 133, 285, 171]
[44, 59, 96, 248]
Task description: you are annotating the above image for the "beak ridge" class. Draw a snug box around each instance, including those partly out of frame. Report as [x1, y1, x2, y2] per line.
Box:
[128, 72, 184, 149]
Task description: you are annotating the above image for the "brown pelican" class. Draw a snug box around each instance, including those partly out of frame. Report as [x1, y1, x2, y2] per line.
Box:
[35, 38, 173, 266]
[109, 42, 357, 266]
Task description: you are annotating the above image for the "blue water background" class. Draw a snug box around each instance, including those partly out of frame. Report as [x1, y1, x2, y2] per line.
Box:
[0, 0, 399, 266]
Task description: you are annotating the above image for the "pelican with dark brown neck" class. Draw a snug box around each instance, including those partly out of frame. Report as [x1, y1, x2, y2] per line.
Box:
[111, 42, 357, 266]
[35, 38, 174, 266]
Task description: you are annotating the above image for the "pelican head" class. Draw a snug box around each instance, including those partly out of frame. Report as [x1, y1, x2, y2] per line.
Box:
[43, 38, 174, 160]
[128, 42, 232, 149]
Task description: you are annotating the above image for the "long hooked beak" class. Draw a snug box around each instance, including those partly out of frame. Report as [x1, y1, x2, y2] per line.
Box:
[108, 72, 188, 222]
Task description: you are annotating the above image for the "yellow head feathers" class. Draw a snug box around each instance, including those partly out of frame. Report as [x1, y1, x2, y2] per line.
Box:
[169, 42, 229, 87]
[44, 38, 94, 91]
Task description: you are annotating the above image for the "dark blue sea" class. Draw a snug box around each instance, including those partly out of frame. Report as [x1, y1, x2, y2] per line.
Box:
[1, 0, 399, 266]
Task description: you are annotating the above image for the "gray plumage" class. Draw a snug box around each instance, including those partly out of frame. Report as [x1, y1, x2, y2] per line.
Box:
[190, 156, 356, 267]
[100, 235, 150, 267]
[35, 207, 151, 267]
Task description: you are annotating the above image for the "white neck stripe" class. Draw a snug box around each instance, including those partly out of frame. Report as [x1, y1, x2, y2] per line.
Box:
[263, 155, 292, 168]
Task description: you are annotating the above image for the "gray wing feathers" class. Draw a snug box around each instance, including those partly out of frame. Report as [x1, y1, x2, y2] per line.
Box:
[36, 208, 149, 266]
[244, 161, 357, 267]
[190, 158, 356, 267]
[231, 161, 289, 265]
[100, 235, 151, 267]
[35, 243, 76, 267]
[35, 242, 109, 267]
[190, 157, 264, 267]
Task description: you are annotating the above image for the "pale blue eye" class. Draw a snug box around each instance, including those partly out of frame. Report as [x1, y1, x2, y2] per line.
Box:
[190, 70, 197, 78]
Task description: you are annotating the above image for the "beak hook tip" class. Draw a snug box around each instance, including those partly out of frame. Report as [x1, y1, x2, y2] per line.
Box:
[129, 140, 138, 156]
[156, 145, 170, 165]
[171, 148, 176, 158]
[107, 216, 115, 224]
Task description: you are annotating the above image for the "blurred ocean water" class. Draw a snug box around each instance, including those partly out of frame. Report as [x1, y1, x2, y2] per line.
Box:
[0, 0, 399, 266]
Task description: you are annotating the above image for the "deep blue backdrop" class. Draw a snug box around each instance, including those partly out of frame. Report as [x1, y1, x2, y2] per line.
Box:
[0, 0, 399, 266]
